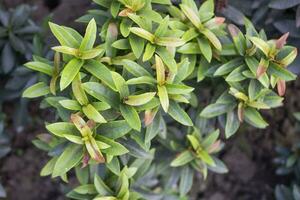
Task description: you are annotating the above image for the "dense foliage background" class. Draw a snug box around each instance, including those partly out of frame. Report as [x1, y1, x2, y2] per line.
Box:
[0, 0, 300, 200]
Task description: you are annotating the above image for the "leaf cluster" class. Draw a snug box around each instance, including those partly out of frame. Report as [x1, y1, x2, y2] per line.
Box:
[23, 0, 298, 199]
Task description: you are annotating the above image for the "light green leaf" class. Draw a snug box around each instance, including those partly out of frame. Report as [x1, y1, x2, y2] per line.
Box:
[157, 85, 169, 112]
[52, 144, 83, 177]
[82, 104, 107, 123]
[60, 58, 84, 90]
[22, 82, 50, 98]
[171, 150, 194, 167]
[80, 18, 97, 51]
[24, 61, 53, 76]
[124, 92, 156, 106]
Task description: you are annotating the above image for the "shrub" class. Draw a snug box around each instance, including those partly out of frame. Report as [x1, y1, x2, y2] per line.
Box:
[23, 0, 298, 199]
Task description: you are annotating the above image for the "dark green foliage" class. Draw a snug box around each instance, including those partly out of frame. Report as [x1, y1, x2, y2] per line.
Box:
[274, 113, 300, 200]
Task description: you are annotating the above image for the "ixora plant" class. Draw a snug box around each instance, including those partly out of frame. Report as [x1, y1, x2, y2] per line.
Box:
[23, 0, 297, 199]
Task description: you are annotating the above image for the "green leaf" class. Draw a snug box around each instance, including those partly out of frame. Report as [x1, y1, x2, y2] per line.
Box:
[129, 27, 155, 42]
[124, 92, 156, 106]
[180, 4, 201, 28]
[225, 111, 240, 138]
[199, 0, 214, 21]
[112, 39, 130, 49]
[197, 37, 212, 62]
[202, 29, 222, 51]
[83, 60, 117, 91]
[64, 134, 83, 144]
[111, 72, 129, 98]
[168, 101, 193, 126]
[52, 144, 83, 177]
[82, 104, 107, 123]
[73, 184, 97, 195]
[40, 157, 58, 176]
[143, 43, 156, 61]
[214, 58, 243, 76]
[268, 63, 297, 81]
[171, 151, 194, 167]
[94, 174, 113, 196]
[179, 166, 194, 197]
[46, 122, 78, 137]
[177, 42, 201, 54]
[156, 47, 177, 74]
[72, 74, 89, 105]
[120, 104, 141, 131]
[228, 24, 246, 56]
[129, 34, 145, 59]
[49, 22, 81, 48]
[155, 37, 185, 47]
[154, 15, 169, 37]
[81, 47, 104, 59]
[22, 82, 50, 98]
[97, 135, 129, 156]
[107, 157, 120, 175]
[60, 58, 84, 90]
[202, 129, 220, 149]
[157, 85, 169, 112]
[52, 46, 78, 56]
[24, 61, 53, 76]
[166, 84, 194, 95]
[197, 150, 215, 166]
[244, 107, 268, 129]
[122, 59, 151, 77]
[59, 99, 81, 110]
[249, 36, 270, 56]
[83, 82, 119, 108]
[200, 103, 235, 118]
[225, 66, 246, 82]
[80, 18, 97, 51]
[97, 120, 131, 139]
[126, 76, 156, 85]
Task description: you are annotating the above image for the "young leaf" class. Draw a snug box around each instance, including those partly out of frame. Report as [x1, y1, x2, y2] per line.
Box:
[80, 18, 97, 51]
[60, 58, 84, 90]
[157, 85, 169, 112]
[171, 151, 194, 167]
[24, 61, 53, 76]
[52, 144, 83, 177]
[124, 92, 156, 106]
[249, 36, 270, 56]
[82, 104, 107, 123]
[22, 82, 50, 98]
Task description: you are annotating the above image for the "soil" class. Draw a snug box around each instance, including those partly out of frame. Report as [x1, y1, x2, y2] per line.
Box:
[0, 0, 299, 200]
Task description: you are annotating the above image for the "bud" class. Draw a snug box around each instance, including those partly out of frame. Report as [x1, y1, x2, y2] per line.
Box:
[228, 24, 240, 38]
[276, 32, 289, 49]
[144, 109, 157, 126]
[207, 140, 221, 153]
[277, 79, 286, 96]
[256, 58, 269, 78]
[81, 153, 90, 168]
[87, 119, 96, 129]
[118, 8, 133, 17]
[238, 102, 244, 122]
